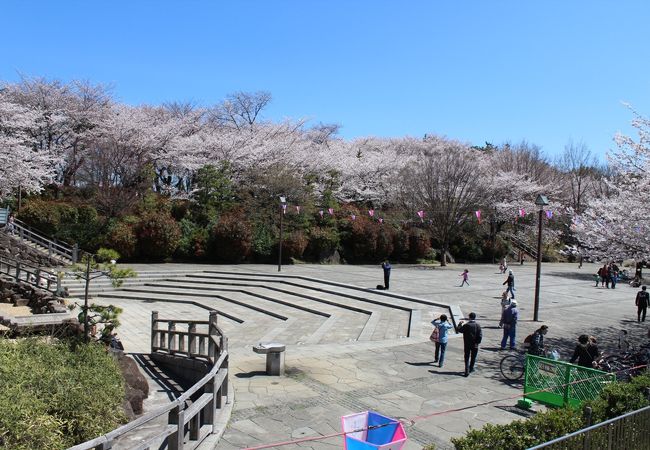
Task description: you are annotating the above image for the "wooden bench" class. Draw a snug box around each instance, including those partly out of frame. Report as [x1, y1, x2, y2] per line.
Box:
[253, 342, 286, 376]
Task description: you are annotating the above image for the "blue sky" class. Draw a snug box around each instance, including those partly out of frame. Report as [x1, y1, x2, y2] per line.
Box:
[2, 1, 649, 161]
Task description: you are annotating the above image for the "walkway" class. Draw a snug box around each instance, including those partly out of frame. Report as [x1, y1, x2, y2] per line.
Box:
[70, 262, 646, 449]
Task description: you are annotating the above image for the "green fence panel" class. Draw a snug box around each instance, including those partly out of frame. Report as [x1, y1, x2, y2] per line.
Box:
[524, 354, 615, 408]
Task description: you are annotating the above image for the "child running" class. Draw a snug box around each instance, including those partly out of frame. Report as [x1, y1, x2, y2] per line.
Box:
[459, 269, 470, 287]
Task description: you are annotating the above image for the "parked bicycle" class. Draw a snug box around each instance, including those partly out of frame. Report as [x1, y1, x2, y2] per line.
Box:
[500, 348, 560, 381]
[500, 351, 526, 381]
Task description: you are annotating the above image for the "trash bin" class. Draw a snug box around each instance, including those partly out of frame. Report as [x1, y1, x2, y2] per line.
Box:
[341, 411, 407, 450]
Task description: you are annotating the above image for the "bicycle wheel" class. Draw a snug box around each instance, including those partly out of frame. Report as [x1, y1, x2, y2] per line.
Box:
[500, 354, 525, 381]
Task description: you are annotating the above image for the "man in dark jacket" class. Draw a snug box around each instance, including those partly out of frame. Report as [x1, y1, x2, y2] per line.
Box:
[457, 312, 482, 377]
[381, 260, 392, 290]
[636, 285, 649, 322]
[503, 270, 515, 299]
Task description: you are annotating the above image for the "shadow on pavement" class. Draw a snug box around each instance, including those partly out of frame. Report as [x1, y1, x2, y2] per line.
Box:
[235, 370, 268, 378]
[405, 361, 437, 366]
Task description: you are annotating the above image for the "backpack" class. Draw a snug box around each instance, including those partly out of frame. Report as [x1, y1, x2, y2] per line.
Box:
[524, 334, 534, 345]
[429, 326, 440, 343]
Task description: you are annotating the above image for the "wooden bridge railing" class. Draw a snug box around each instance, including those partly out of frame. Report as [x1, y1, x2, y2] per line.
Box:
[0, 254, 62, 295]
[68, 311, 229, 450]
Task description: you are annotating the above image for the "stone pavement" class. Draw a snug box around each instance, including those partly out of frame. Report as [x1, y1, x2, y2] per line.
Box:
[91, 262, 648, 449]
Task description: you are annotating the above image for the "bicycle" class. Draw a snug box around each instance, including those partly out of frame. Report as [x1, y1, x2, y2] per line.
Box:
[500, 352, 526, 381]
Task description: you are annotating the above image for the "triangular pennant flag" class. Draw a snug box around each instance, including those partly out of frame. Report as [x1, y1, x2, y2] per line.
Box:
[282, 203, 287, 214]
[417, 210, 425, 222]
[328, 208, 334, 215]
[319, 210, 324, 218]
[475, 210, 481, 224]
[368, 209, 375, 217]
[295, 205, 301, 214]
[546, 210, 553, 219]
[519, 209, 526, 217]
[351, 214, 356, 221]
[378, 218, 383, 224]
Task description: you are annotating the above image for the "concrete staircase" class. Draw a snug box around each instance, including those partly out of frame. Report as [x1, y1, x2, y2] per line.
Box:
[61, 269, 452, 352]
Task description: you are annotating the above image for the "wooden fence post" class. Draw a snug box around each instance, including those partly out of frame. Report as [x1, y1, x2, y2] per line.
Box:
[168, 321, 176, 353]
[151, 311, 159, 351]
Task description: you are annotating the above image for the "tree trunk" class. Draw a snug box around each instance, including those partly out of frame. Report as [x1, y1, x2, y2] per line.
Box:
[440, 245, 447, 266]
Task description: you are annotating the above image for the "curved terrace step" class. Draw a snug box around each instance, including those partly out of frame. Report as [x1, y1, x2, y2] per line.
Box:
[163, 278, 412, 340]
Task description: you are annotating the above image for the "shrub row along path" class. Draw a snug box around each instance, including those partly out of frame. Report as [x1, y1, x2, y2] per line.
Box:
[64, 262, 648, 449]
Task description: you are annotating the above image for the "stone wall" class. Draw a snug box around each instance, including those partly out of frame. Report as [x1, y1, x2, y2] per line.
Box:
[0, 232, 61, 267]
[0, 276, 66, 314]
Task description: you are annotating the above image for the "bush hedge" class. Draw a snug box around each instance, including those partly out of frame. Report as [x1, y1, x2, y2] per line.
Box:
[211, 210, 253, 262]
[0, 339, 126, 449]
[135, 211, 182, 260]
[446, 374, 650, 450]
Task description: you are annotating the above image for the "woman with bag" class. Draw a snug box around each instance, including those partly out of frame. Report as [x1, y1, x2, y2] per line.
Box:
[431, 314, 454, 368]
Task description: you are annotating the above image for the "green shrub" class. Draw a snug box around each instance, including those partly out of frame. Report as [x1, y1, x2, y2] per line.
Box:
[282, 230, 309, 261]
[17, 200, 103, 249]
[305, 227, 340, 261]
[175, 218, 209, 259]
[135, 211, 182, 260]
[251, 222, 274, 261]
[450, 407, 583, 450]
[0, 339, 126, 449]
[407, 228, 432, 262]
[587, 373, 650, 421]
[390, 228, 410, 261]
[106, 218, 138, 259]
[211, 210, 253, 262]
[340, 218, 379, 262]
[448, 374, 650, 450]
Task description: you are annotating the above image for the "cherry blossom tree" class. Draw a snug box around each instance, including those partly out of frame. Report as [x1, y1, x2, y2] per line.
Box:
[399, 139, 487, 265]
[573, 108, 650, 261]
[0, 94, 57, 197]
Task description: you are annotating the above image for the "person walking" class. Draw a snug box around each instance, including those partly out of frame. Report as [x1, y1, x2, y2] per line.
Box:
[611, 263, 619, 289]
[6, 213, 15, 235]
[457, 312, 482, 377]
[636, 285, 649, 323]
[498, 291, 511, 328]
[381, 260, 391, 290]
[459, 269, 470, 287]
[503, 270, 515, 299]
[431, 314, 454, 367]
[601, 264, 610, 288]
[500, 300, 519, 350]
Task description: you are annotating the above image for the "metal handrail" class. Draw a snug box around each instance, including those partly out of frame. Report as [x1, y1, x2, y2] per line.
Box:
[14, 218, 74, 247]
[67, 311, 229, 450]
[527, 405, 650, 449]
[11, 221, 78, 263]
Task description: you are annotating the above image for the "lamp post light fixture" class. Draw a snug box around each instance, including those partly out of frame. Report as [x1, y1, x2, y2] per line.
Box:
[278, 196, 287, 272]
[533, 194, 549, 322]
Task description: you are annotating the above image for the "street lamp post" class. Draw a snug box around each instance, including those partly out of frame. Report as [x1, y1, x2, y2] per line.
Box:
[533, 194, 549, 322]
[278, 196, 286, 272]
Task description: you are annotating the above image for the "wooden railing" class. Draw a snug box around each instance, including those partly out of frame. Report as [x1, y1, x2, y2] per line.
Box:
[502, 231, 538, 259]
[68, 311, 229, 450]
[0, 254, 62, 295]
[11, 218, 78, 263]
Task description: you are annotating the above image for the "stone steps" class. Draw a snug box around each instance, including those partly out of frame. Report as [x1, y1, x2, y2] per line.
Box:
[73, 269, 453, 350]
[160, 278, 408, 340]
